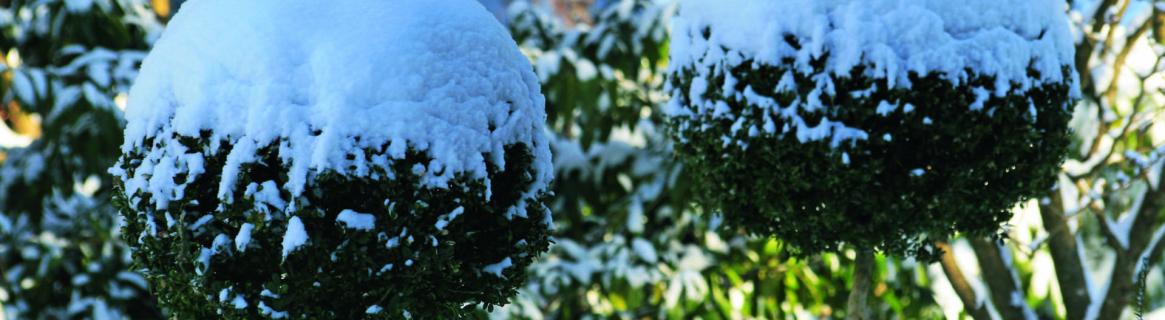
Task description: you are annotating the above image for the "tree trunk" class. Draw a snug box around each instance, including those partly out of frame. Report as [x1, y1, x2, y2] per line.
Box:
[1040, 197, 1090, 320]
[846, 249, 875, 320]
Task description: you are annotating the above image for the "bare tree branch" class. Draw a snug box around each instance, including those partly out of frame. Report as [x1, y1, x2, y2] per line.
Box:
[1098, 0, 1131, 57]
[1097, 169, 1165, 319]
[970, 238, 1032, 320]
[1093, 194, 1129, 250]
[1102, 18, 1153, 107]
[1039, 193, 1091, 320]
[1144, 226, 1165, 275]
[935, 241, 994, 320]
[1075, 0, 1120, 99]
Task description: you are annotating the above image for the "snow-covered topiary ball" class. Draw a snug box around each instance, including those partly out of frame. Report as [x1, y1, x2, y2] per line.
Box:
[666, 0, 1076, 258]
[110, 0, 552, 318]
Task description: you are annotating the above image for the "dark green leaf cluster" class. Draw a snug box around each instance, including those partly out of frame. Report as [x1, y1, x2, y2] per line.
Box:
[113, 133, 551, 319]
[667, 33, 1074, 260]
[504, 3, 708, 317]
[509, 0, 669, 148]
[0, 0, 161, 318]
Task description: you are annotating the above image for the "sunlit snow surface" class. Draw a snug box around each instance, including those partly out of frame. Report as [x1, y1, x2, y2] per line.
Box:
[281, 216, 308, 259]
[118, 0, 552, 206]
[336, 209, 376, 231]
[671, 0, 1076, 93]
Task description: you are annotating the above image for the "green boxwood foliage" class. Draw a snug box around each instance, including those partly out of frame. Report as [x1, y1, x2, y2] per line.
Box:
[667, 30, 1074, 259]
[113, 133, 550, 318]
[109, 1, 553, 318]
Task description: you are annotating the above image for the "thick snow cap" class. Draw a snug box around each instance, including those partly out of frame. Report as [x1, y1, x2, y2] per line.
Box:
[122, 0, 551, 198]
[671, 0, 1078, 94]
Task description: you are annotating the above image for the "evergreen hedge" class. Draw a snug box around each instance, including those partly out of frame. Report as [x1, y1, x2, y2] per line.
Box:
[667, 28, 1074, 259]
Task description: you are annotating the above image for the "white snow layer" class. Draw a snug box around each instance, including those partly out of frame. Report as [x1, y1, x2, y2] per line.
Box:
[671, 0, 1077, 93]
[120, 0, 551, 204]
[235, 223, 254, 252]
[434, 206, 465, 231]
[336, 209, 376, 231]
[483, 257, 513, 277]
[281, 216, 308, 259]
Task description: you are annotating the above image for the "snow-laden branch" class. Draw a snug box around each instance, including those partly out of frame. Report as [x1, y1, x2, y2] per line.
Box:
[1134, 226, 1165, 279]
[969, 238, 1038, 320]
[1094, 167, 1165, 319]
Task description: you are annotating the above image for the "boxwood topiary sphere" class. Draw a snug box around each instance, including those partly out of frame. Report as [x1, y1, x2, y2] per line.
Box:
[665, 0, 1077, 258]
[110, 0, 552, 318]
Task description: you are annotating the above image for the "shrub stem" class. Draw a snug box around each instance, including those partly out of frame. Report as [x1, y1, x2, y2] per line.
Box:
[846, 248, 874, 320]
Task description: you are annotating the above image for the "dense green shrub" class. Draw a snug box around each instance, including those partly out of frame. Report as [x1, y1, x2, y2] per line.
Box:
[665, 1, 1076, 259]
[114, 135, 550, 318]
[110, 0, 553, 318]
